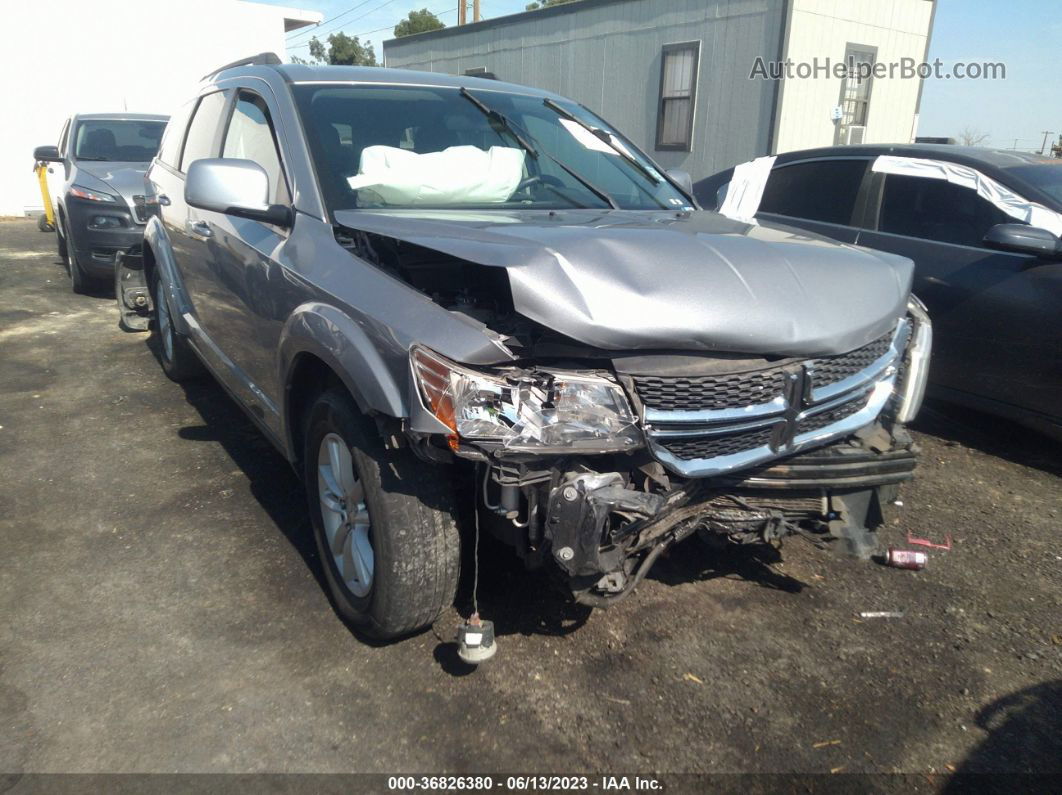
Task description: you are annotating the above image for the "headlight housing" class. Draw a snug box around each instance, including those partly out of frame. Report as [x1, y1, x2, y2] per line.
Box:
[411, 347, 643, 453]
[69, 185, 118, 203]
[895, 296, 932, 424]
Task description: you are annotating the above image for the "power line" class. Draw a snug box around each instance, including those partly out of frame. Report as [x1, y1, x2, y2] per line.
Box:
[286, 0, 378, 40]
[287, 0, 404, 47]
[289, 2, 457, 50]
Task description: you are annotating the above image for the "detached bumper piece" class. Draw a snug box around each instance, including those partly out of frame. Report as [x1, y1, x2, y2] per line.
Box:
[115, 247, 151, 332]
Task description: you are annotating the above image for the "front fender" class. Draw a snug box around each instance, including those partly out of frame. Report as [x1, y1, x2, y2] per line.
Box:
[143, 216, 193, 336]
[278, 300, 408, 423]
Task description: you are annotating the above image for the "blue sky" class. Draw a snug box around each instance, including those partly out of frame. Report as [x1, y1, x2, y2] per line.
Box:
[265, 0, 1061, 153]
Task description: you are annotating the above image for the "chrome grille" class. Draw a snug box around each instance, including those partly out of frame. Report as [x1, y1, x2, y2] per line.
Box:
[638, 321, 908, 477]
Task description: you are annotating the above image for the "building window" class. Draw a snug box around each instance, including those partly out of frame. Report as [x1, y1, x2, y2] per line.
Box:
[836, 44, 876, 145]
[656, 42, 700, 151]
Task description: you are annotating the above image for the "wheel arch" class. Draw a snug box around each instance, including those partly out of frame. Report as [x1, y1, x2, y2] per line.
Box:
[278, 302, 409, 467]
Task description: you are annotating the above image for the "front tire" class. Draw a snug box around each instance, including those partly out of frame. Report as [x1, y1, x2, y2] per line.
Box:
[303, 387, 460, 638]
[57, 214, 94, 295]
[153, 274, 203, 381]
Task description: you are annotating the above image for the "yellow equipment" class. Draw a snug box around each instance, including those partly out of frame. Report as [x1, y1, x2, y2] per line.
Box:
[34, 160, 55, 232]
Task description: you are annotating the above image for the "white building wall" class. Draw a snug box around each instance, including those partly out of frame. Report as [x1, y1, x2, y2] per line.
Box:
[774, 0, 933, 153]
[0, 0, 319, 216]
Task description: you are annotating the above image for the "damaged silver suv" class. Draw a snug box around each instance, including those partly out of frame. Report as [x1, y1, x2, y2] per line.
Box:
[120, 55, 931, 638]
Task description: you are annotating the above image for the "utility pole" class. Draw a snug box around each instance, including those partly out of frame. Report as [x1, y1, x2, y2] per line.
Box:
[458, 1, 479, 25]
[1040, 131, 1055, 155]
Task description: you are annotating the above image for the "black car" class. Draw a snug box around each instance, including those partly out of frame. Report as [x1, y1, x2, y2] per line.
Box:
[695, 145, 1062, 439]
[34, 113, 169, 293]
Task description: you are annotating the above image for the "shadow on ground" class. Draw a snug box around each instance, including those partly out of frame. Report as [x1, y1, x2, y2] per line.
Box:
[944, 680, 1062, 791]
[914, 401, 1060, 477]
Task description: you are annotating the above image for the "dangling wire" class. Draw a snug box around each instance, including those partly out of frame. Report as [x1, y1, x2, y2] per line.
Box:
[471, 465, 483, 622]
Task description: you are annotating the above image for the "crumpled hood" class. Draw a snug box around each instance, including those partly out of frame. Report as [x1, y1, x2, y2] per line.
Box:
[333, 208, 914, 357]
[74, 161, 150, 202]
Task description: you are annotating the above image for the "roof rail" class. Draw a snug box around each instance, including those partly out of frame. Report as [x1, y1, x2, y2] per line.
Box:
[202, 52, 282, 81]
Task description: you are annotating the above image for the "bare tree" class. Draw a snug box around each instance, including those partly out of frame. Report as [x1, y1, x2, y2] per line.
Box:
[958, 127, 990, 147]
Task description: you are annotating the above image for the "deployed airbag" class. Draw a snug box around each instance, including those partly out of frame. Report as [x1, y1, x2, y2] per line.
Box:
[348, 145, 525, 205]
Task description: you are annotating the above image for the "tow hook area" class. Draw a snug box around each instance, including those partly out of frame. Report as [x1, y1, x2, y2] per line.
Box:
[116, 247, 151, 332]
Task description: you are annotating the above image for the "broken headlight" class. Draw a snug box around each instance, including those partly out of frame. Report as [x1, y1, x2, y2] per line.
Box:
[895, 296, 933, 424]
[411, 346, 643, 453]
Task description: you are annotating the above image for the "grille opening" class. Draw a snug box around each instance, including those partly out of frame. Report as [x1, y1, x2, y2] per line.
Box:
[633, 369, 787, 412]
[661, 427, 775, 461]
[808, 333, 892, 388]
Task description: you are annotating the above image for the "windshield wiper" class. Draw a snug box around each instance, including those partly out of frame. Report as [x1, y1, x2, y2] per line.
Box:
[460, 87, 538, 158]
[543, 98, 661, 185]
[460, 88, 620, 210]
[75, 156, 110, 161]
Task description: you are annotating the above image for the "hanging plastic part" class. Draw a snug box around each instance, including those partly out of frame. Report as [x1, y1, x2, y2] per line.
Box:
[456, 493, 498, 665]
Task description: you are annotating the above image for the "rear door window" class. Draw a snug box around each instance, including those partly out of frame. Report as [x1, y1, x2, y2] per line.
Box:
[180, 91, 227, 172]
[759, 160, 867, 225]
[878, 175, 1014, 248]
[158, 102, 193, 169]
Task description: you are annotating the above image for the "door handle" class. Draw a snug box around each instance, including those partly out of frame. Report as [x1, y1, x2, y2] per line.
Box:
[157, 194, 171, 206]
[187, 220, 213, 240]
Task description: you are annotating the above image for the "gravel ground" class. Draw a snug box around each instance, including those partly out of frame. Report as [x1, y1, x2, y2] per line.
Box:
[0, 219, 1059, 784]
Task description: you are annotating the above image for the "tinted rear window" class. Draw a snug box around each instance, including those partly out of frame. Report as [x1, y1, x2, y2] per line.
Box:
[879, 175, 1013, 248]
[759, 160, 867, 225]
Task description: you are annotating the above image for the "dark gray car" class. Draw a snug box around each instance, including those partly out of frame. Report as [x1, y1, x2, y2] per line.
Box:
[694, 145, 1062, 440]
[119, 57, 932, 641]
[34, 113, 168, 293]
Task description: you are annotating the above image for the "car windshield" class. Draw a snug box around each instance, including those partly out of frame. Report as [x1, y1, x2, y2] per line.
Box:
[293, 84, 694, 212]
[1006, 163, 1062, 206]
[73, 120, 166, 162]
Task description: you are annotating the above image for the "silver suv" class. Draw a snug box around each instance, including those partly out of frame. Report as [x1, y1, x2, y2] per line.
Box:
[119, 55, 931, 639]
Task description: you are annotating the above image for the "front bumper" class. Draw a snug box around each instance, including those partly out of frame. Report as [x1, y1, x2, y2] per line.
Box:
[65, 198, 145, 277]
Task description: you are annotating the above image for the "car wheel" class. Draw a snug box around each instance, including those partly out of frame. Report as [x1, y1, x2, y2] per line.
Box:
[56, 213, 68, 263]
[153, 274, 203, 381]
[303, 387, 460, 638]
[58, 215, 92, 295]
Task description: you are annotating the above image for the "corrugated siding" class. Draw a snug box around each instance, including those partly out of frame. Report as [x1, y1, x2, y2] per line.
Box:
[384, 0, 786, 180]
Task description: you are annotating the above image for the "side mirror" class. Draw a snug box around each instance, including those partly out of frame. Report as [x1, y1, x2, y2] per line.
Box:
[34, 145, 61, 163]
[185, 158, 291, 227]
[666, 169, 694, 196]
[983, 223, 1062, 259]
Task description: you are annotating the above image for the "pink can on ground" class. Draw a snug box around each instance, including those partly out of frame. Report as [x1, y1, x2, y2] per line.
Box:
[886, 548, 927, 570]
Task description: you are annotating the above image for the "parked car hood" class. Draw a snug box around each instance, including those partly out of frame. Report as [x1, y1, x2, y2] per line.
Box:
[333, 209, 914, 357]
[73, 161, 150, 201]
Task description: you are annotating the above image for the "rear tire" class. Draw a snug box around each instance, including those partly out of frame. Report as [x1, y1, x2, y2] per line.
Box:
[153, 274, 203, 381]
[303, 387, 460, 638]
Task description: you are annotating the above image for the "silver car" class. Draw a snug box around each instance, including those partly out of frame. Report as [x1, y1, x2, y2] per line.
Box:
[119, 55, 931, 642]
